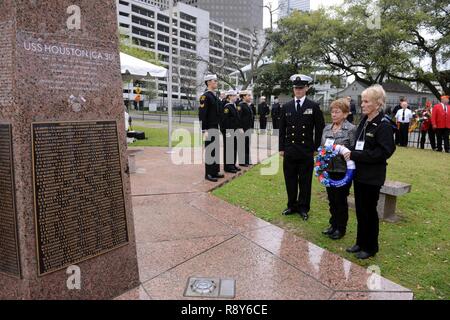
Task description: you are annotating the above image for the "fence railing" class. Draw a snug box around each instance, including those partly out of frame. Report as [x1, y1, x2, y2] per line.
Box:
[129, 103, 448, 151]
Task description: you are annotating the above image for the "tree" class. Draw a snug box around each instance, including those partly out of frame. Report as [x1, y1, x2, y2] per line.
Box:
[119, 35, 160, 65]
[270, 0, 449, 98]
[252, 63, 299, 96]
[144, 75, 157, 102]
[380, 0, 450, 97]
[188, 2, 279, 90]
[119, 35, 161, 107]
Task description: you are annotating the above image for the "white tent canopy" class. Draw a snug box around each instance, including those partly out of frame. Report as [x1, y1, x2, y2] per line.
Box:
[120, 52, 167, 78]
[229, 57, 273, 76]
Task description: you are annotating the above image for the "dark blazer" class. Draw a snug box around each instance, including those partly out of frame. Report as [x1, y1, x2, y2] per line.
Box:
[199, 91, 220, 131]
[271, 103, 281, 119]
[221, 103, 240, 130]
[350, 113, 396, 186]
[258, 102, 270, 117]
[279, 98, 325, 159]
[238, 101, 254, 131]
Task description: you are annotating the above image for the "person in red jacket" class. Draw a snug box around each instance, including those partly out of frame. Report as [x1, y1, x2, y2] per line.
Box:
[431, 95, 450, 153]
[419, 101, 436, 150]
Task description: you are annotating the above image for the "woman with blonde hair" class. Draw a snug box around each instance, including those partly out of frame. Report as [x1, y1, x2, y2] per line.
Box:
[343, 84, 396, 259]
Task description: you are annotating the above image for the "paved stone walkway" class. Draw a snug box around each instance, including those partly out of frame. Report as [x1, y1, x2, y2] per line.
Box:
[116, 146, 413, 300]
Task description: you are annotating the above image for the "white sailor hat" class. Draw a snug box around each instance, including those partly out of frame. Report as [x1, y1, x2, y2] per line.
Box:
[239, 90, 251, 96]
[290, 74, 313, 87]
[204, 74, 218, 82]
[225, 90, 237, 96]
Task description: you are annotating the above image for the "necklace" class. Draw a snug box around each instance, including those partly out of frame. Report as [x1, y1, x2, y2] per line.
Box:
[332, 123, 342, 133]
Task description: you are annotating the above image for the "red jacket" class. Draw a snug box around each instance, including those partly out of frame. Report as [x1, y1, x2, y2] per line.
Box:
[420, 109, 432, 131]
[431, 103, 450, 129]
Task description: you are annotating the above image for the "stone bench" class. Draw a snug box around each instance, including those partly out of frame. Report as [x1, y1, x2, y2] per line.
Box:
[376, 180, 412, 222]
[126, 149, 144, 174]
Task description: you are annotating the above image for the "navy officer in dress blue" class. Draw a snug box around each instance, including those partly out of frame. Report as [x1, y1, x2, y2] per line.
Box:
[199, 74, 225, 182]
[279, 74, 325, 220]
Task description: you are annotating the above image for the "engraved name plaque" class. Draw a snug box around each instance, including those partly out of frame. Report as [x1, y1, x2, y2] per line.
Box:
[0, 123, 21, 277]
[32, 121, 129, 275]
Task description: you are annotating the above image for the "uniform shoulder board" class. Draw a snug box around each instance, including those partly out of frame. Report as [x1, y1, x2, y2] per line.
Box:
[381, 115, 391, 123]
[381, 115, 398, 131]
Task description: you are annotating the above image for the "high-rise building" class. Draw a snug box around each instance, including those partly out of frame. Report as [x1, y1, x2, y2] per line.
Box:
[136, 0, 264, 30]
[278, 0, 311, 18]
[117, 0, 254, 103]
[179, 0, 264, 30]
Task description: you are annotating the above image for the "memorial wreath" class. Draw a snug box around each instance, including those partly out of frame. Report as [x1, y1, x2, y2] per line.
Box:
[314, 144, 356, 188]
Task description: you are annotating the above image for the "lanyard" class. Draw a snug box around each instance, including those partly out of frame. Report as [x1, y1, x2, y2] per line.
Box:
[356, 121, 369, 142]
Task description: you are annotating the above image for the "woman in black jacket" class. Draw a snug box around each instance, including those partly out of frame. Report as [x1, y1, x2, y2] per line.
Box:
[343, 84, 396, 259]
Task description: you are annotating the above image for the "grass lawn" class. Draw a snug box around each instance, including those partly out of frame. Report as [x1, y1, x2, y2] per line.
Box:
[128, 125, 201, 147]
[213, 147, 449, 300]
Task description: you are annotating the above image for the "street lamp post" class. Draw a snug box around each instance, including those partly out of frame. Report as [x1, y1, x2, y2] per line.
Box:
[167, 0, 174, 153]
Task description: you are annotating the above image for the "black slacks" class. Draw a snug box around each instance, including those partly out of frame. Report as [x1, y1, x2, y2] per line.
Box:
[204, 130, 220, 177]
[399, 123, 410, 147]
[354, 181, 381, 254]
[420, 127, 436, 150]
[394, 128, 400, 145]
[239, 129, 252, 165]
[272, 118, 279, 130]
[259, 116, 267, 130]
[222, 130, 237, 170]
[326, 173, 351, 232]
[283, 154, 314, 213]
[435, 128, 449, 152]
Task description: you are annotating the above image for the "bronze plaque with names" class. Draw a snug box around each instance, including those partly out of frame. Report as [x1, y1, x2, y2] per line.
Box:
[0, 123, 21, 277]
[32, 121, 129, 276]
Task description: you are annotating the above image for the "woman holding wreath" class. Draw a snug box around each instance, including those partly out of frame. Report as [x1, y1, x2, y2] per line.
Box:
[320, 99, 356, 240]
[343, 85, 396, 259]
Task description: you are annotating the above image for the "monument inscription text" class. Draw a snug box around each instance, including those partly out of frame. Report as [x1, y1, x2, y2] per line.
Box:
[32, 121, 129, 275]
[0, 123, 21, 277]
[18, 32, 117, 93]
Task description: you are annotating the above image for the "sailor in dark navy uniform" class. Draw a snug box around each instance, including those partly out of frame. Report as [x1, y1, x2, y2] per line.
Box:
[279, 74, 325, 220]
[258, 96, 270, 132]
[220, 90, 241, 173]
[237, 90, 254, 166]
[271, 97, 281, 131]
[199, 74, 224, 182]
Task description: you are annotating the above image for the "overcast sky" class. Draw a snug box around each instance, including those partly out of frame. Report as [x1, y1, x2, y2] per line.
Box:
[264, 0, 344, 28]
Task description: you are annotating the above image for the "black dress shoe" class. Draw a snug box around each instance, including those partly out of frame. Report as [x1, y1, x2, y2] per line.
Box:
[240, 164, 249, 167]
[213, 173, 225, 178]
[346, 245, 361, 253]
[282, 208, 296, 216]
[299, 211, 309, 221]
[355, 251, 376, 259]
[329, 230, 345, 240]
[234, 166, 242, 171]
[322, 226, 335, 235]
[205, 175, 218, 182]
[224, 168, 238, 173]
